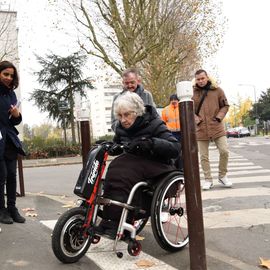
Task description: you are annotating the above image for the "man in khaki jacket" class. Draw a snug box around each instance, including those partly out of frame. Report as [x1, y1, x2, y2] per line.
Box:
[193, 69, 232, 190]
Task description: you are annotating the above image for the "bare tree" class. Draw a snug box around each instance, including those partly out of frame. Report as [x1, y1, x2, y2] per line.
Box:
[0, 9, 18, 61]
[68, 0, 225, 105]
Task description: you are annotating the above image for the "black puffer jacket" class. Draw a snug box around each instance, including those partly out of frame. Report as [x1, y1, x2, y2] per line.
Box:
[114, 105, 180, 164]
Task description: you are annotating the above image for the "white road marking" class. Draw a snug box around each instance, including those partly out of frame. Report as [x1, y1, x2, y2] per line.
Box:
[202, 186, 270, 200]
[41, 220, 177, 270]
[200, 169, 270, 178]
[203, 208, 270, 228]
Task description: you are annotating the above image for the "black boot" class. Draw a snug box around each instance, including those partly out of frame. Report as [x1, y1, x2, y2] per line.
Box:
[0, 208, 13, 224]
[8, 207, 26, 223]
[95, 219, 118, 239]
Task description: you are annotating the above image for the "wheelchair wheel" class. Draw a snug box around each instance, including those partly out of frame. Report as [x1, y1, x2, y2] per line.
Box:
[151, 172, 189, 252]
[51, 207, 92, 263]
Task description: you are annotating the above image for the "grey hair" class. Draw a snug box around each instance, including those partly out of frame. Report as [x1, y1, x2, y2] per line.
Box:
[114, 91, 145, 117]
[122, 67, 140, 78]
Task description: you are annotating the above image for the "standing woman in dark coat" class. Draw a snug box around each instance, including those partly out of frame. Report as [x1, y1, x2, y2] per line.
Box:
[0, 61, 26, 224]
[96, 91, 181, 238]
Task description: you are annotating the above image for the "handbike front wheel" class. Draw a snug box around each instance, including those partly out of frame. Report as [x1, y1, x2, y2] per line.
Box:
[51, 207, 91, 263]
[151, 173, 189, 252]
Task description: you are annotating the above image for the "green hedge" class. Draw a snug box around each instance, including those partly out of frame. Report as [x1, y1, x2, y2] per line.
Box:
[22, 135, 114, 159]
[23, 137, 81, 159]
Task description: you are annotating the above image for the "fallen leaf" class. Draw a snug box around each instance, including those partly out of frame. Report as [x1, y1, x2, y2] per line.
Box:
[135, 235, 145, 241]
[62, 204, 74, 208]
[136, 259, 155, 268]
[260, 257, 270, 269]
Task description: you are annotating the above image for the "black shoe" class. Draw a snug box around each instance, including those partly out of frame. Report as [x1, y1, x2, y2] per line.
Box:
[0, 208, 13, 224]
[95, 220, 107, 236]
[8, 207, 26, 223]
[95, 220, 118, 239]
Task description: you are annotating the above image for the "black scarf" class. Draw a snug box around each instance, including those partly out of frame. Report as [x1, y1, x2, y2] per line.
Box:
[196, 81, 212, 91]
[120, 115, 145, 135]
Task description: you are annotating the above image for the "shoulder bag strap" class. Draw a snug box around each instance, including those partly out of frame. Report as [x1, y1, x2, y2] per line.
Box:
[195, 90, 208, 116]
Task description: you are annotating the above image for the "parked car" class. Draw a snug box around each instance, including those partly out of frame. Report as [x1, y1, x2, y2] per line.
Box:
[226, 127, 251, 138]
[238, 127, 250, 137]
[226, 128, 239, 138]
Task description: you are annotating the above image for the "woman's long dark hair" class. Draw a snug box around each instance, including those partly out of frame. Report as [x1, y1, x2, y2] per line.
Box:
[0, 60, 19, 90]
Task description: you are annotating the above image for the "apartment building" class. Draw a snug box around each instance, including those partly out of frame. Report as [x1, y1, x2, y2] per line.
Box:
[75, 82, 122, 139]
[0, 9, 22, 136]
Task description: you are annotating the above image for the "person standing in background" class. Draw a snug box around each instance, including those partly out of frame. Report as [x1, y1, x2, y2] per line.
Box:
[111, 68, 155, 131]
[161, 94, 183, 170]
[193, 69, 231, 190]
[0, 61, 26, 224]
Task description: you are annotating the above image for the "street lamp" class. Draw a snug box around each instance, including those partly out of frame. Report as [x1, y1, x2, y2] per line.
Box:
[238, 84, 258, 135]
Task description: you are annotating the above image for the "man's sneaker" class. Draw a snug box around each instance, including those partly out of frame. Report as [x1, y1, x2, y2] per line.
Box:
[0, 208, 13, 224]
[8, 207, 26, 223]
[218, 176, 232, 188]
[202, 181, 213, 190]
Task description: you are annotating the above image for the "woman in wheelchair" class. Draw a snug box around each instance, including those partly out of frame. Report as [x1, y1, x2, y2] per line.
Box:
[96, 91, 181, 239]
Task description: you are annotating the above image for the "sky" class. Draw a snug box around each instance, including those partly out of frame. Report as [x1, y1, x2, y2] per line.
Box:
[2, 0, 270, 126]
[207, 0, 270, 104]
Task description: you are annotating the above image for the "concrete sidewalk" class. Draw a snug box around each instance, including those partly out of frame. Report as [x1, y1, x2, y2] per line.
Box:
[22, 156, 83, 168]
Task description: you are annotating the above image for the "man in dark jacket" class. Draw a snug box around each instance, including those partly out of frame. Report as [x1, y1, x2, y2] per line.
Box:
[193, 69, 231, 190]
[111, 68, 155, 131]
[97, 91, 180, 238]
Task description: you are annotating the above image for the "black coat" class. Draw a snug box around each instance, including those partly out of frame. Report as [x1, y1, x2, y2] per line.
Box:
[0, 83, 25, 160]
[103, 106, 181, 221]
[114, 105, 180, 164]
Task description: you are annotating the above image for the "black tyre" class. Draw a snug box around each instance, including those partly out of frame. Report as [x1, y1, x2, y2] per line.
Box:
[151, 172, 189, 252]
[51, 207, 92, 263]
[127, 239, 142, 256]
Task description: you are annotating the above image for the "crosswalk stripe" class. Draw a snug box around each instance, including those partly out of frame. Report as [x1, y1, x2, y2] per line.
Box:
[202, 166, 262, 172]
[202, 186, 270, 200]
[202, 162, 254, 166]
[200, 175, 270, 184]
[200, 169, 270, 178]
[41, 220, 177, 270]
[203, 208, 270, 228]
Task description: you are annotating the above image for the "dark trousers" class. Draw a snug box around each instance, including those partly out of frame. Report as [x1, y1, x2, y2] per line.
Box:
[0, 159, 17, 209]
[103, 153, 176, 221]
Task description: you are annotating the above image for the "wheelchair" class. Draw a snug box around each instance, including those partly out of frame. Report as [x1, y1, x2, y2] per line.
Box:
[51, 141, 189, 263]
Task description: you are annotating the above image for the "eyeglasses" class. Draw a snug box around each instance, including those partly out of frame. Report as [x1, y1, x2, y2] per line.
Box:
[117, 111, 137, 120]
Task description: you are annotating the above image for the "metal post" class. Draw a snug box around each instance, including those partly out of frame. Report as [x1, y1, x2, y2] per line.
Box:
[17, 155, 25, 197]
[177, 81, 207, 270]
[80, 121, 91, 168]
